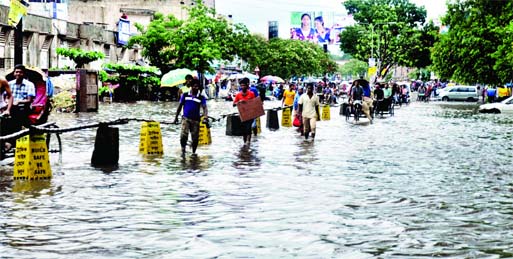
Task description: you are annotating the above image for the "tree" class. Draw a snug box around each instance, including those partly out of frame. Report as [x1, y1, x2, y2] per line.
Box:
[340, 0, 434, 80]
[56, 48, 105, 69]
[129, 13, 183, 74]
[339, 59, 368, 79]
[256, 38, 337, 80]
[432, 0, 512, 85]
[129, 0, 252, 77]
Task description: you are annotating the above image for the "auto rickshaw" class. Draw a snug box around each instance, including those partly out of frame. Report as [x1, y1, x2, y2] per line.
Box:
[1, 67, 61, 160]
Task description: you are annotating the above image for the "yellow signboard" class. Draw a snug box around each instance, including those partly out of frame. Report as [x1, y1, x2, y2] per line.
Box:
[368, 67, 377, 77]
[322, 105, 331, 120]
[8, 0, 28, 27]
[198, 116, 212, 145]
[14, 134, 52, 180]
[139, 122, 164, 155]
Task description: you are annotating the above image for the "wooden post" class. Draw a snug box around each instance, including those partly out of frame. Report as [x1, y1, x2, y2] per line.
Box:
[76, 69, 99, 112]
[14, 19, 23, 65]
[91, 125, 119, 166]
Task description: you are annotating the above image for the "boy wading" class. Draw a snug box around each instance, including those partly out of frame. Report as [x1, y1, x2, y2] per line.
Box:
[174, 79, 208, 155]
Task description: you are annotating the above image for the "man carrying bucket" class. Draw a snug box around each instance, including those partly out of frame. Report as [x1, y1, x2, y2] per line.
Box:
[173, 78, 208, 155]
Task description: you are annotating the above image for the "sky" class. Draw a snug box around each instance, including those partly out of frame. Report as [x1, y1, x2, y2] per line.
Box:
[215, 0, 447, 39]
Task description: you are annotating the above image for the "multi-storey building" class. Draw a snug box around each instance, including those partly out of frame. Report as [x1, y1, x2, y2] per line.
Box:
[0, 0, 215, 71]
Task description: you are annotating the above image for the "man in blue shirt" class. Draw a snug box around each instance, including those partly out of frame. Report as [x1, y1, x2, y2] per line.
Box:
[173, 79, 208, 155]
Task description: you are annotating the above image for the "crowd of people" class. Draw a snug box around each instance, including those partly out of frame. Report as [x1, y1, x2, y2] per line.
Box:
[163, 74, 513, 156]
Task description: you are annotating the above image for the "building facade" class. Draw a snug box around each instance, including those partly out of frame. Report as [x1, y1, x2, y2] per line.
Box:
[0, 0, 215, 72]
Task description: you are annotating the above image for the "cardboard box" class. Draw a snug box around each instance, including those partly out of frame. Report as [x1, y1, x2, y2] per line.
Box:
[236, 97, 265, 122]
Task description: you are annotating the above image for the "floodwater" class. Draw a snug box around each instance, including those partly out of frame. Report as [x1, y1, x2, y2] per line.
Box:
[1, 100, 513, 258]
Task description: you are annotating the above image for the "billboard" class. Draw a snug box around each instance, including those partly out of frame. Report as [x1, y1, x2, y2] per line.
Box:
[290, 11, 355, 45]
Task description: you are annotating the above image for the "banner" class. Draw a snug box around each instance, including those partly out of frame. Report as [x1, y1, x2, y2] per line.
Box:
[290, 11, 355, 45]
[8, 0, 28, 27]
[117, 18, 130, 45]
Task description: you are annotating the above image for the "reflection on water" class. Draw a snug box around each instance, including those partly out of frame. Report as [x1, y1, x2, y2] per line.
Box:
[1, 101, 513, 258]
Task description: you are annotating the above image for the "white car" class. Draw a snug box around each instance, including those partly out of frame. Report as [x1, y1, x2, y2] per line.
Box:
[438, 85, 479, 102]
[479, 96, 513, 113]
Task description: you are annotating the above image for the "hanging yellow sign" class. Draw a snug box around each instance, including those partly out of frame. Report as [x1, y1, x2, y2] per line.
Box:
[368, 66, 377, 77]
[198, 116, 212, 145]
[256, 116, 261, 135]
[8, 0, 28, 27]
[14, 134, 52, 180]
[322, 105, 331, 120]
[281, 107, 292, 127]
[139, 121, 163, 155]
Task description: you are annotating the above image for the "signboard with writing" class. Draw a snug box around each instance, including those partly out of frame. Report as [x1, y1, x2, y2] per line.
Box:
[139, 122, 163, 155]
[198, 116, 212, 145]
[281, 107, 292, 127]
[14, 134, 52, 180]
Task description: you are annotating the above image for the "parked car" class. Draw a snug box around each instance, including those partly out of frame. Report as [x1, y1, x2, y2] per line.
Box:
[438, 85, 479, 102]
[479, 96, 513, 113]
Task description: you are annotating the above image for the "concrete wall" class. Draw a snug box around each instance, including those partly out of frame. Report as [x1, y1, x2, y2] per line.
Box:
[67, 0, 215, 35]
[0, 0, 216, 72]
[0, 5, 141, 72]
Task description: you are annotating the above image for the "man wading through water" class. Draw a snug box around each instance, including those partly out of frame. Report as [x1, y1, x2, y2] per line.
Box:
[233, 77, 256, 145]
[298, 84, 320, 140]
[174, 79, 208, 155]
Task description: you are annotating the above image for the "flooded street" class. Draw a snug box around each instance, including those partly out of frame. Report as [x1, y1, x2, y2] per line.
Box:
[1, 100, 513, 258]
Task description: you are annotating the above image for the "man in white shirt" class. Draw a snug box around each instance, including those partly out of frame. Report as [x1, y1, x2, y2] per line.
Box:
[298, 84, 320, 140]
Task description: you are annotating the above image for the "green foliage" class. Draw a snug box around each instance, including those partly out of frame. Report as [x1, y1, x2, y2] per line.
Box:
[339, 59, 368, 79]
[102, 63, 160, 95]
[99, 70, 109, 82]
[98, 86, 110, 96]
[56, 47, 105, 68]
[129, 1, 244, 75]
[103, 63, 159, 75]
[129, 0, 338, 80]
[408, 68, 431, 81]
[254, 38, 337, 79]
[432, 0, 513, 85]
[340, 0, 435, 80]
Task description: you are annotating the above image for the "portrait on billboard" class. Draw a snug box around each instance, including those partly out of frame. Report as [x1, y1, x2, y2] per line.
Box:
[290, 13, 315, 42]
[313, 16, 332, 44]
[290, 11, 355, 46]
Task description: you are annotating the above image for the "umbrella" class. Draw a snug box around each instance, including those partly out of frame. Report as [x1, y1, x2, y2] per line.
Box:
[5, 67, 46, 83]
[160, 68, 197, 88]
[260, 75, 284, 83]
[227, 72, 259, 81]
[354, 78, 369, 88]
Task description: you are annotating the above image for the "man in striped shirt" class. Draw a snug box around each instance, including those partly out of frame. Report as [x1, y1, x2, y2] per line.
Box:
[8, 64, 35, 129]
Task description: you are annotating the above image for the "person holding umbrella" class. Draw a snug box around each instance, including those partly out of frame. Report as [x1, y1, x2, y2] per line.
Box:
[173, 78, 208, 155]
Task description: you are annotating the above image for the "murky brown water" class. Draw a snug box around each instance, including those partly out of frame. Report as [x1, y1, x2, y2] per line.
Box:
[1, 100, 513, 258]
